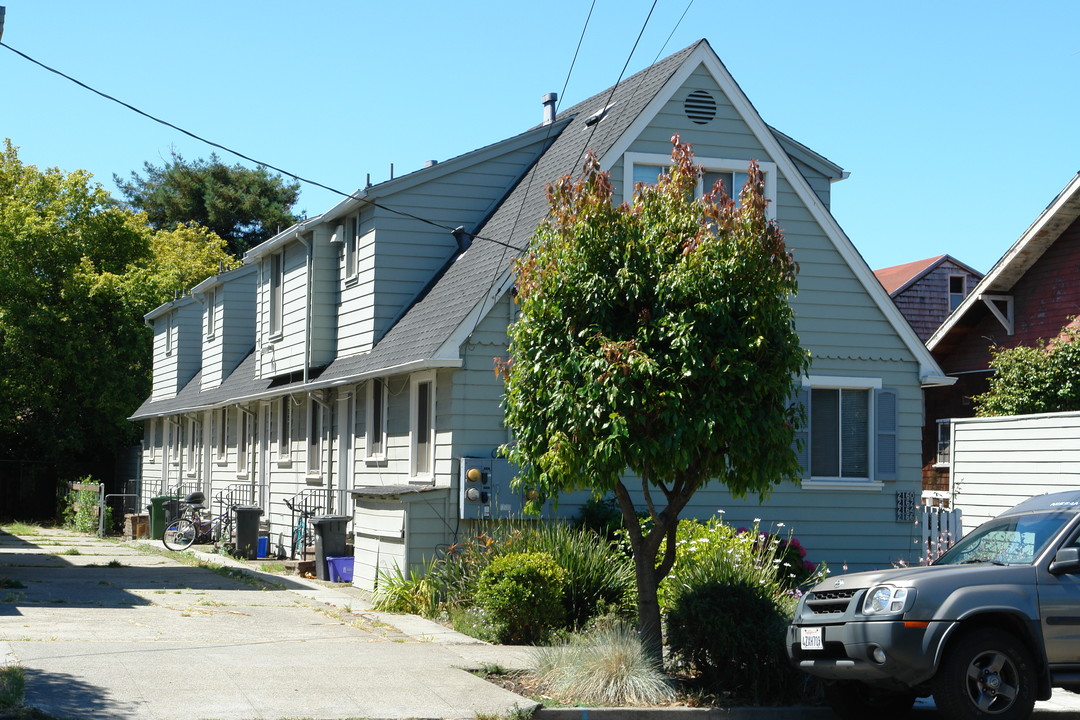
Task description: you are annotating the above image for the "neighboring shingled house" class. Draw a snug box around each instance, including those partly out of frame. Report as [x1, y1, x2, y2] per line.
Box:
[130, 40, 951, 588]
[875, 255, 983, 343]
[924, 173, 1080, 493]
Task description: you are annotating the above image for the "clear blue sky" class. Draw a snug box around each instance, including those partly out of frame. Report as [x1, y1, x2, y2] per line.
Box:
[3, 1, 1078, 274]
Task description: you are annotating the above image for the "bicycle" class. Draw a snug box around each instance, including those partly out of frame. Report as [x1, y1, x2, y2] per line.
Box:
[162, 498, 237, 552]
[284, 498, 320, 560]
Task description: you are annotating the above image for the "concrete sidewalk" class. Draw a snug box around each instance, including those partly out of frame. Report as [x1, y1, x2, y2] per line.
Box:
[0, 528, 534, 720]
[4, 528, 1080, 719]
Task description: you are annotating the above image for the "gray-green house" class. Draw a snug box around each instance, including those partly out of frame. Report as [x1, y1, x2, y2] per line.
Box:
[130, 39, 951, 588]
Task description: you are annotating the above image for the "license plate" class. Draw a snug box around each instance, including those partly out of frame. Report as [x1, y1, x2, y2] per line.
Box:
[800, 627, 824, 650]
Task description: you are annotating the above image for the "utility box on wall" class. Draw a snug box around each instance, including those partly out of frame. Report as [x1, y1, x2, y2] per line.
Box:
[459, 457, 534, 520]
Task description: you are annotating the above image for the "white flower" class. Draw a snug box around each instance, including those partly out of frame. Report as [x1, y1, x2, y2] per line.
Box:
[776, 522, 785, 528]
[753, 518, 761, 523]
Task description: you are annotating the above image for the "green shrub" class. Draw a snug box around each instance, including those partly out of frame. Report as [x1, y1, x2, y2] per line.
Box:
[63, 479, 110, 535]
[533, 622, 674, 706]
[662, 518, 812, 704]
[372, 563, 438, 616]
[475, 551, 567, 644]
[502, 522, 635, 630]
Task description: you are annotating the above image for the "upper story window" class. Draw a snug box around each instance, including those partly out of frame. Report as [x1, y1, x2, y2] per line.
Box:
[948, 275, 967, 311]
[206, 288, 218, 340]
[793, 377, 898, 487]
[269, 252, 284, 338]
[410, 372, 435, 478]
[165, 312, 176, 356]
[623, 152, 777, 219]
[345, 214, 359, 282]
[366, 378, 387, 461]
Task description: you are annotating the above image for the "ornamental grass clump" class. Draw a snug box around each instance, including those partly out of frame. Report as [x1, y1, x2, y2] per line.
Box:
[532, 623, 675, 706]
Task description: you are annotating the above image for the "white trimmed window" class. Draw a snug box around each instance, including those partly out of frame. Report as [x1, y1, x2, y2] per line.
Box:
[214, 407, 227, 463]
[206, 287, 218, 340]
[410, 372, 435, 478]
[169, 419, 181, 466]
[237, 409, 250, 477]
[307, 397, 325, 478]
[793, 377, 897, 487]
[345, 214, 359, 282]
[623, 152, 777, 219]
[276, 396, 292, 462]
[144, 419, 157, 462]
[269, 252, 284, 337]
[186, 416, 199, 477]
[365, 378, 387, 460]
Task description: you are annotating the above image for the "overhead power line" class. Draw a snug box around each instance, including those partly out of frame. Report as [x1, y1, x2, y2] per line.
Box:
[0, 40, 525, 253]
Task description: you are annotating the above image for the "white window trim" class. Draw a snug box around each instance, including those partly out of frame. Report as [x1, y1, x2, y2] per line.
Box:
[165, 313, 175, 357]
[206, 287, 218, 340]
[185, 416, 199, 478]
[799, 376, 882, 488]
[306, 395, 326, 480]
[276, 396, 293, 465]
[409, 371, 436, 479]
[236, 408, 250, 479]
[344, 214, 359, 285]
[365, 378, 388, 462]
[169, 418, 181, 466]
[214, 407, 228, 464]
[623, 152, 777, 219]
[268, 252, 285, 340]
[144, 419, 157, 462]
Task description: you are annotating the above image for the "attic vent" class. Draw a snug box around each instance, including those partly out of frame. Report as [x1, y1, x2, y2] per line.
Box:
[684, 90, 717, 124]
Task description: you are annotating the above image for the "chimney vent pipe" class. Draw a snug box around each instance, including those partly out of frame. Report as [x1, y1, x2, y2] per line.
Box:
[542, 92, 558, 125]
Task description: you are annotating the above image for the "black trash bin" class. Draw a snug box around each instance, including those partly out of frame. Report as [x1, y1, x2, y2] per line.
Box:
[233, 506, 264, 560]
[312, 515, 351, 581]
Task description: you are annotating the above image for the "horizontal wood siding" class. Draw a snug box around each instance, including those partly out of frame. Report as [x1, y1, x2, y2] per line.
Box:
[219, 271, 257, 379]
[353, 498, 406, 591]
[952, 412, 1080, 531]
[309, 225, 338, 367]
[258, 241, 307, 379]
[405, 490, 454, 569]
[152, 302, 201, 400]
[338, 225, 377, 356]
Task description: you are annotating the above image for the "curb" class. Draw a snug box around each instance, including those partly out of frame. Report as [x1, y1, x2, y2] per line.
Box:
[534, 707, 835, 719]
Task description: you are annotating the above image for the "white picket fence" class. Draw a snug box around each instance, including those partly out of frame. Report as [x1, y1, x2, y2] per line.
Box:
[920, 501, 963, 564]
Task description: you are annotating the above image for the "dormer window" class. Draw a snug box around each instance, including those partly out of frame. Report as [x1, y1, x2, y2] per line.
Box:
[623, 153, 776, 219]
[948, 275, 966, 311]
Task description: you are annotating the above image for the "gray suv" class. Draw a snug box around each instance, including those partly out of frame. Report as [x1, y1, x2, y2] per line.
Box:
[787, 490, 1080, 720]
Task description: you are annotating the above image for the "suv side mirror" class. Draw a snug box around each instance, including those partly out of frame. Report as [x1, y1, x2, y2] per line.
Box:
[1050, 546, 1080, 575]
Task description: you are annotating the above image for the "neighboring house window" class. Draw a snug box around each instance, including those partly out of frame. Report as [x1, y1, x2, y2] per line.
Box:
[277, 396, 292, 462]
[206, 287, 217, 340]
[623, 152, 777, 217]
[935, 419, 951, 467]
[793, 377, 897, 485]
[269, 252, 284, 337]
[237, 409, 249, 476]
[410, 372, 435, 478]
[366, 378, 387, 460]
[948, 275, 966, 311]
[345, 214, 358, 281]
[307, 398, 324, 477]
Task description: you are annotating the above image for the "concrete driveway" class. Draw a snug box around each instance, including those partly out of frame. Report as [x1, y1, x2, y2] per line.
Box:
[0, 527, 534, 720]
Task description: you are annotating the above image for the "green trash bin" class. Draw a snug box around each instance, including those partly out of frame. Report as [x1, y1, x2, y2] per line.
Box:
[149, 496, 171, 540]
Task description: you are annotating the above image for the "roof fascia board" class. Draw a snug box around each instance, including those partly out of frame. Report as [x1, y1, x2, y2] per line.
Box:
[598, 43, 946, 381]
[928, 173, 1080, 351]
[319, 119, 572, 227]
[243, 218, 322, 262]
[190, 263, 257, 296]
[144, 294, 196, 322]
[768, 125, 845, 180]
[129, 357, 464, 420]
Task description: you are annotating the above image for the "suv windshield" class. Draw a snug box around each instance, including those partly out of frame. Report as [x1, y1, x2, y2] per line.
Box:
[934, 511, 1076, 566]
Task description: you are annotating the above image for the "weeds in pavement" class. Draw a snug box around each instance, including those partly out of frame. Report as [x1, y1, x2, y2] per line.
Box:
[0, 665, 25, 708]
[1, 522, 42, 536]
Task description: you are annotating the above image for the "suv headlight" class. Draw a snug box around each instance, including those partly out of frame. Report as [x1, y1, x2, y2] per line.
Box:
[862, 585, 915, 616]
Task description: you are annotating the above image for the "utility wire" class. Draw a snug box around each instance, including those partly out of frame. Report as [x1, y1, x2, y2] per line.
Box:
[0, 41, 525, 252]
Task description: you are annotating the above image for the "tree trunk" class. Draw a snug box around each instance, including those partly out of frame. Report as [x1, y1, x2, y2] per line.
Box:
[633, 544, 664, 663]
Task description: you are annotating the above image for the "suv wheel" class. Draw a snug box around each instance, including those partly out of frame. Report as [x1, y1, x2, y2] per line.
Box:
[933, 629, 1036, 720]
[824, 681, 916, 720]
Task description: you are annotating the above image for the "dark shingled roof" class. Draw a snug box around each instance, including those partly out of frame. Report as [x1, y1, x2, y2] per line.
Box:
[130, 40, 709, 419]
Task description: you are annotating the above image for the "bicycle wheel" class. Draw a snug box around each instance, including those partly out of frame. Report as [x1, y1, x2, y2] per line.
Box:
[162, 519, 197, 551]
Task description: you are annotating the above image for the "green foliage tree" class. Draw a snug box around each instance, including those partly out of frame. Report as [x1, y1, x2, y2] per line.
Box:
[0, 139, 235, 470]
[114, 151, 301, 256]
[499, 137, 810, 659]
[974, 324, 1080, 416]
